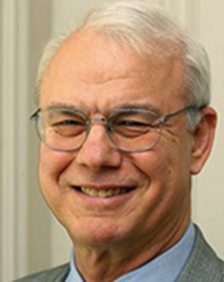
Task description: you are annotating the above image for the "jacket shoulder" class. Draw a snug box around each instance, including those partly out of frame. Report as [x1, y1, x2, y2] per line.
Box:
[177, 225, 224, 282]
[12, 263, 70, 282]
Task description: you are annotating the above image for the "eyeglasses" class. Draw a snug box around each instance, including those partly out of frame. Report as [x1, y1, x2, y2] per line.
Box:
[30, 105, 198, 153]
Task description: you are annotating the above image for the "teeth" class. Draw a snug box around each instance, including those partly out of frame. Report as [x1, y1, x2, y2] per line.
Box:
[81, 187, 127, 198]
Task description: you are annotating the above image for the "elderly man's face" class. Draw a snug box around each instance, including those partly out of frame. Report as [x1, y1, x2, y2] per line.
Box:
[39, 31, 197, 249]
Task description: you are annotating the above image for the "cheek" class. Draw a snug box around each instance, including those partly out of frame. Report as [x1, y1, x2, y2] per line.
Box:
[133, 149, 171, 183]
[132, 147, 190, 221]
[136, 131, 193, 182]
[133, 144, 189, 203]
[39, 145, 74, 177]
[38, 146, 76, 217]
[38, 145, 75, 195]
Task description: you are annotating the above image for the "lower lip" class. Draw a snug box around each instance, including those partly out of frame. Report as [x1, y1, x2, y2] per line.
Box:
[71, 186, 136, 207]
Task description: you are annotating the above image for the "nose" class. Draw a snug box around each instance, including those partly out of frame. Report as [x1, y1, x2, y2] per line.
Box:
[76, 122, 122, 171]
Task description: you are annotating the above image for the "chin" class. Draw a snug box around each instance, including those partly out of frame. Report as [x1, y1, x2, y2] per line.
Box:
[66, 217, 130, 248]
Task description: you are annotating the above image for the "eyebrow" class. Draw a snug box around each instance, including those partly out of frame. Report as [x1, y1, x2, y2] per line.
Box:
[45, 102, 80, 110]
[43, 101, 162, 115]
[115, 103, 161, 115]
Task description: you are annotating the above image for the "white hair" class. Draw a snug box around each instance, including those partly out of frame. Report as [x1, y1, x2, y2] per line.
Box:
[34, 0, 211, 129]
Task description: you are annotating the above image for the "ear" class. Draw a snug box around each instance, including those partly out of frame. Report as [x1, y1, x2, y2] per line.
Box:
[190, 107, 217, 175]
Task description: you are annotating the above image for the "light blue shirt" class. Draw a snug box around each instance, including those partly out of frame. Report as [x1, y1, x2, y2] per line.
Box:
[65, 223, 195, 282]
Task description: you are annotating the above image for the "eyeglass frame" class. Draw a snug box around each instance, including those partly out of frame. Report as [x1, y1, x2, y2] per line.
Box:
[30, 105, 203, 153]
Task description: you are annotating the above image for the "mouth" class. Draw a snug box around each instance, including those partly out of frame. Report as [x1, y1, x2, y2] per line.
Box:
[72, 186, 136, 198]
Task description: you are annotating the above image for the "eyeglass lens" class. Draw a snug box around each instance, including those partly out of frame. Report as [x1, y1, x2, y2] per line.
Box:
[36, 108, 162, 152]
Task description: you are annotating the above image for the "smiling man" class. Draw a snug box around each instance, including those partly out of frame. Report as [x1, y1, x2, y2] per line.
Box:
[14, 1, 224, 282]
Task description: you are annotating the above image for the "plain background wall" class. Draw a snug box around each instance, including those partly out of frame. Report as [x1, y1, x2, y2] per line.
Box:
[0, 0, 224, 281]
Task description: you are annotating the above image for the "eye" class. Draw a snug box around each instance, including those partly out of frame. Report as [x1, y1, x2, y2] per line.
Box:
[117, 120, 151, 127]
[53, 119, 83, 126]
[111, 113, 157, 137]
[44, 111, 87, 137]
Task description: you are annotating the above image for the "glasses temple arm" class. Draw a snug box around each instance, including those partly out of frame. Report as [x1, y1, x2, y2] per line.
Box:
[160, 105, 205, 123]
[30, 108, 41, 120]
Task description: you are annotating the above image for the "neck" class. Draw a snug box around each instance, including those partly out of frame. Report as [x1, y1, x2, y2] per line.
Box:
[72, 218, 190, 282]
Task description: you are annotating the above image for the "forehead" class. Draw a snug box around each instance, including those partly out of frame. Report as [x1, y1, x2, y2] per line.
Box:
[40, 30, 186, 110]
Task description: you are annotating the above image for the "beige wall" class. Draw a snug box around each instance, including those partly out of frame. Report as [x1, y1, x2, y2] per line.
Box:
[1, 0, 224, 281]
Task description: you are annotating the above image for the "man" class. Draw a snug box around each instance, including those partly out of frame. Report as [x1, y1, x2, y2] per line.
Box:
[14, 1, 223, 281]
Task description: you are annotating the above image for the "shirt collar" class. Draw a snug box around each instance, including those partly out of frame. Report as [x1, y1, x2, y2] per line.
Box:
[65, 222, 195, 282]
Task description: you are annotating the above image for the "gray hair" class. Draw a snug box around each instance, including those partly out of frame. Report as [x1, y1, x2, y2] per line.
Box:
[35, 0, 211, 129]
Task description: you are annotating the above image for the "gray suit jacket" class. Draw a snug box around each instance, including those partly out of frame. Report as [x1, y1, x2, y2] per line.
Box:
[13, 226, 224, 282]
